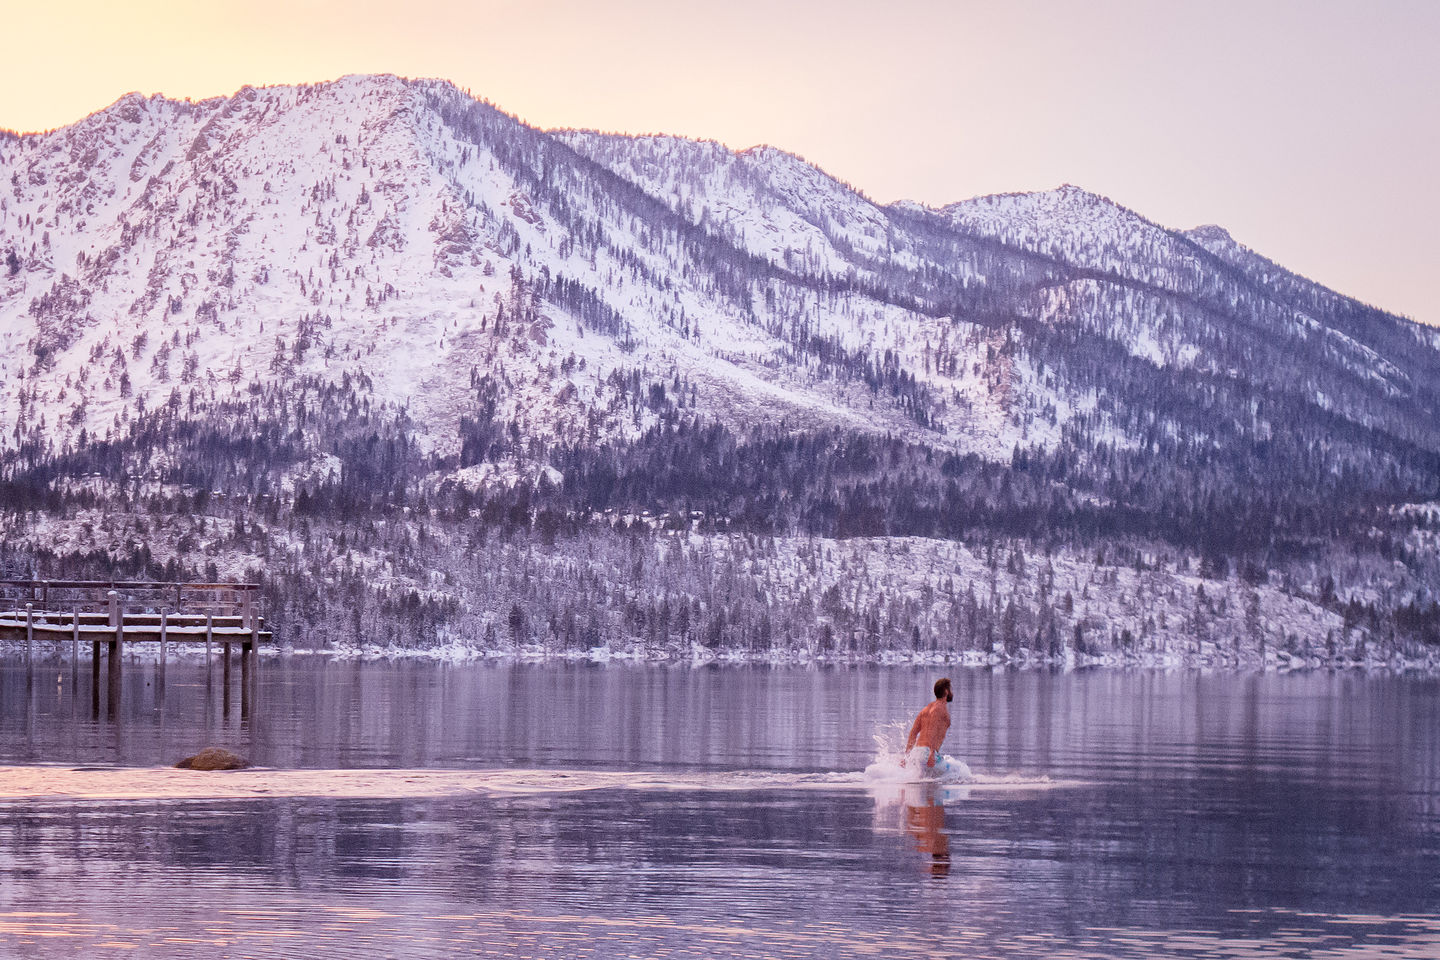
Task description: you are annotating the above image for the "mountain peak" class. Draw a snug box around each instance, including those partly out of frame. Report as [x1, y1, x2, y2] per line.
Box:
[738, 143, 804, 164]
[944, 182, 1133, 218]
[1186, 223, 1235, 248]
[1052, 182, 1107, 201]
[940, 182, 1160, 263]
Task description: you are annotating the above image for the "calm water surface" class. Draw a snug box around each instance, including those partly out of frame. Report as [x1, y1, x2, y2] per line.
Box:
[0, 656, 1437, 958]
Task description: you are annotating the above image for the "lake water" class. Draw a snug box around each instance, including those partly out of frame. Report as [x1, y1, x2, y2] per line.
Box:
[0, 656, 1438, 958]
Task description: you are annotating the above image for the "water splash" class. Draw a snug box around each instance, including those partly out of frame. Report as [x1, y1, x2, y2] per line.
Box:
[862, 720, 974, 785]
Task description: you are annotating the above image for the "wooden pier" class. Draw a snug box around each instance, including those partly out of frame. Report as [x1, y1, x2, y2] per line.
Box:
[0, 579, 270, 718]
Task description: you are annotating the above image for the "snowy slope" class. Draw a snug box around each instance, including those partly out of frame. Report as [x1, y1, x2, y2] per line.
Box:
[556, 132, 912, 278]
[1, 74, 1437, 472]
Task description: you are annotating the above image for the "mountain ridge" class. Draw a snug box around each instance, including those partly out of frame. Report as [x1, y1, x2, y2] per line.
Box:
[0, 73, 1436, 662]
[5, 72, 1429, 325]
[3, 72, 1436, 468]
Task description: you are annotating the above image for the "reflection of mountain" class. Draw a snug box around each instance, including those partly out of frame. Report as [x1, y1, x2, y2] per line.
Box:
[0, 75, 1437, 661]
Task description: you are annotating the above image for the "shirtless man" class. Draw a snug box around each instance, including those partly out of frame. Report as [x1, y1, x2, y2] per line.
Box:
[902, 677, 953, 771]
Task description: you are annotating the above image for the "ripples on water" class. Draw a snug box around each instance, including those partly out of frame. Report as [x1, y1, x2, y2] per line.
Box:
[3, 906, 1437, 959]
[0, 658, 1437, 958]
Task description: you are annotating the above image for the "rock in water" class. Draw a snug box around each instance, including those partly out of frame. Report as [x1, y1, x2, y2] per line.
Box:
[174, 747, 250, 771]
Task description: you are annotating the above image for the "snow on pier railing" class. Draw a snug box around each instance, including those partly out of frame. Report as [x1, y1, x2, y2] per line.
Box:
[0, 579, 261, 617]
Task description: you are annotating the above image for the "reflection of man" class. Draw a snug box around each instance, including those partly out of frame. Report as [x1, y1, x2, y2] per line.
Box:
[903, 677, 952, 771]
[905, 791, 950, 877]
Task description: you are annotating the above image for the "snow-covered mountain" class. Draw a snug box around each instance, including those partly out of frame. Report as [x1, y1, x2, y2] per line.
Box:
[0, 75, 982, 461]
[1, 74, 1437, 663]
[4, 73, 1434, 470]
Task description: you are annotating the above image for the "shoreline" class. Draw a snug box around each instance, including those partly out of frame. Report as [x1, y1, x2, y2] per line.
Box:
[4, 640, 1439, 674]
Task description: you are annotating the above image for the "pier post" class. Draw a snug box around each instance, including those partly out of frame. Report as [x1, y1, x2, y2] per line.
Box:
[107, 590, 122, 717]
[240, 639, 251, 722]
[71, 605, 79, 689]
[91, 632, 101, 719]
[24, 604, 33, 702]
[108, 644, 120, 718]
[223, 639, 233, 718]
[159, 610, 168, 699]
[24, 603, 34, 698]
[248, 596, 260, 718]
[205, 613, 214, 687]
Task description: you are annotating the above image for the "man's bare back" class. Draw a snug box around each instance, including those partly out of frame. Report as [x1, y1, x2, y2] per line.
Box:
[903, 678, 953, 768]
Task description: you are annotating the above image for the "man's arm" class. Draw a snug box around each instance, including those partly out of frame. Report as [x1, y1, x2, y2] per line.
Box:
[904, 709, 924, 752]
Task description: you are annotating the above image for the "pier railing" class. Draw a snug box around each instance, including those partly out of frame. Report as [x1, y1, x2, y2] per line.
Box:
[0, 579, 262, 619]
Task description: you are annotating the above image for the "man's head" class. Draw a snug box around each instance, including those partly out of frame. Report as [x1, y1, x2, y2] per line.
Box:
[934, 677, 952, 702]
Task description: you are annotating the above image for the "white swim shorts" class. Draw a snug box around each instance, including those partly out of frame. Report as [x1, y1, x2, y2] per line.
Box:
[908, 746, 944, 770]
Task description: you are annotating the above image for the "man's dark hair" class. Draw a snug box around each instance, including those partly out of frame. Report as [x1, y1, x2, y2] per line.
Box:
[934, 677, 952, 700]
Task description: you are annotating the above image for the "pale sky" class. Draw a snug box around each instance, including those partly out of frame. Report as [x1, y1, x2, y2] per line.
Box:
[3, 1, 1435, 324]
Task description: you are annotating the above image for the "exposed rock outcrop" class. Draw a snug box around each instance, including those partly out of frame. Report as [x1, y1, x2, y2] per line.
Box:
[174, 747, 250, 771]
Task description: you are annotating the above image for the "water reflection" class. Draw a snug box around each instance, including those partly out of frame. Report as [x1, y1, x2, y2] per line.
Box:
[0, 659, 1437, 958]
[904, 788, 951, 877]
[869, 781, 963, 878]
[2, 658, 1432, 780]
